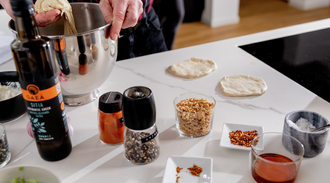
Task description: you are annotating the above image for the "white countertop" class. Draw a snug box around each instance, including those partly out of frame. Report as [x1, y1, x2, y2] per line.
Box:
[1, 9, 330, 182]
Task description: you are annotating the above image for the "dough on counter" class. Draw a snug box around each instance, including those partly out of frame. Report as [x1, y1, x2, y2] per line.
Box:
[167, 57, 217, 79]
[35, 0, 77, 35]
[220, 75, 267, 97]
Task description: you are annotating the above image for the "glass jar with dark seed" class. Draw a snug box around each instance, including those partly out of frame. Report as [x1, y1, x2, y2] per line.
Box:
[124, 124, 160, 165]
[0, 123, 11, 168]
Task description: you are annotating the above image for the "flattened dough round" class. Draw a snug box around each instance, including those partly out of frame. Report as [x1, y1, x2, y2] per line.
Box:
[220, 75, 267, 97]
[167, 57, 217, 79]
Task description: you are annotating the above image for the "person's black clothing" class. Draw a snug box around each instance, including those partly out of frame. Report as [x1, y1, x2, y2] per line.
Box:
[58, 0, 168, 61]
[117, 7, 167, 61]
[153, 0, 184, 50]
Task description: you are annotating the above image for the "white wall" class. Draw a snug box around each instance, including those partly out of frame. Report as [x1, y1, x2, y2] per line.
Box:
[200, 0, 330, 28]
[201, 0, 240, 28]
[289, 0, 330, 11]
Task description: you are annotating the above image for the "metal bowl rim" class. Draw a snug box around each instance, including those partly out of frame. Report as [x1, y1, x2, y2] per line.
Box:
[8, 2, 112, 39]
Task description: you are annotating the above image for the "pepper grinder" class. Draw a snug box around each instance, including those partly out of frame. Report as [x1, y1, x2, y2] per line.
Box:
[122, 86, 160, 165]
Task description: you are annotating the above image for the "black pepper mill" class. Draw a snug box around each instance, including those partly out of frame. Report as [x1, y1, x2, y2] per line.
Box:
[122, 86, 160, 165]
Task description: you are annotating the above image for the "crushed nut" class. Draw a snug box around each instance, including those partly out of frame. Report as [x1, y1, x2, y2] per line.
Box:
[188, 164, 203, 177]
[176, 176, 180, 183]
[176, 166, 183, 174]
[176, 167, 183, 183]
[229, 130, 258, 147]
[176, 98, 215, 137]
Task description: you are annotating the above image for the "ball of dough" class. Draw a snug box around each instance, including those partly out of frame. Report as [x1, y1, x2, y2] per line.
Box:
[35, 0, 77, 35]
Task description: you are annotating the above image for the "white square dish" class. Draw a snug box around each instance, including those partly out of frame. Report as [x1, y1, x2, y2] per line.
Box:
[220, 123, 264, 151]
[162, 155, 213, 183]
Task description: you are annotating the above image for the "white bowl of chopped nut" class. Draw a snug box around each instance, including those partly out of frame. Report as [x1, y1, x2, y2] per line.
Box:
[220, 123, 263, 151]
[174, 92, 216, 138]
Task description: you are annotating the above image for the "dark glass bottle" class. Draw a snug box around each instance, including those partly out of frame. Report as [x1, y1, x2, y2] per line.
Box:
[54, 38, 70, 75]
[10, 0, 72, 161]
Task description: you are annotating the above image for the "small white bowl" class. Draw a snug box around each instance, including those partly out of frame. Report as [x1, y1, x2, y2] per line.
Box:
[220, 123, 264, 151]
[162, 155, 213, 183]
[0, 165, 60, 183]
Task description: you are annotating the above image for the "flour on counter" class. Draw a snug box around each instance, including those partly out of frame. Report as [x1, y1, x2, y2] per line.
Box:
[287, 117, 315, 132]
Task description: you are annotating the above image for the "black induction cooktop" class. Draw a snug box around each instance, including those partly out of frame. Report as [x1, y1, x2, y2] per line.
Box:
[239, 28, 330, 103]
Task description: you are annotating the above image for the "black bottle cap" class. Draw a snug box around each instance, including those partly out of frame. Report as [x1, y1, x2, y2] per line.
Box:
[99, 92, 122, 113]
[79, 54, 88, 65]
[10, 0, 34, 16]
[77, 36, 86, 54]
[122, 86, 156, 130]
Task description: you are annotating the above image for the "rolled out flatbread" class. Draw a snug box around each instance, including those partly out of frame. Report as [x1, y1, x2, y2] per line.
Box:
[220, 74, 267, 97]
[167, 57, 217, 79]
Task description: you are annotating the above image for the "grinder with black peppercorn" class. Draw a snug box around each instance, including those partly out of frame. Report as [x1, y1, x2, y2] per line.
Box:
[122, 86, 160, 165]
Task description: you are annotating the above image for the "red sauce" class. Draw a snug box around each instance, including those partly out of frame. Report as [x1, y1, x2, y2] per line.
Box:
[252, 153, 298, 183]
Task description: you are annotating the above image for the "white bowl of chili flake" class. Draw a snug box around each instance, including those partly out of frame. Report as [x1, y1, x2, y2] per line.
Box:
[220, 123, 264, 151]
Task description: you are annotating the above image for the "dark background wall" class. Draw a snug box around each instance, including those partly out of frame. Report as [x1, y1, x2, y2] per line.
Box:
[183, 0, 204, 22]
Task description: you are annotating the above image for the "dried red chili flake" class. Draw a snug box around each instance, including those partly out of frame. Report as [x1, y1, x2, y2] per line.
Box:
[229, 130, 258, 147]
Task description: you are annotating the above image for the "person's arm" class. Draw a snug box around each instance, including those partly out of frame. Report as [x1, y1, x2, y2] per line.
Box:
[0, 0, 61, 27]
[99, 0, 143, 40]
[0, 0, 14, 19]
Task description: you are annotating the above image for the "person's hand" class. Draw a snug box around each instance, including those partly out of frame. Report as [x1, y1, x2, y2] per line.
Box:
[34, 9, 61, 27]
[99, 0, 143, 40]
[0, 0, 14, 19]
[0, 0, 61, 27]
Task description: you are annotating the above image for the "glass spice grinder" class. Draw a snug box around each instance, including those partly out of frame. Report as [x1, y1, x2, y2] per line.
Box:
[122, 86, 160, 165]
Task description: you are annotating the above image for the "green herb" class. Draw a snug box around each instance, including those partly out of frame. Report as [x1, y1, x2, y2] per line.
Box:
[10, 176, 40, 183]
[10, 167, 41, 183]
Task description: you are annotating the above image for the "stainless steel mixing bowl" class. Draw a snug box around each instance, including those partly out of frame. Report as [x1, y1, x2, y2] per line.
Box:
[9, 3, 117, 106]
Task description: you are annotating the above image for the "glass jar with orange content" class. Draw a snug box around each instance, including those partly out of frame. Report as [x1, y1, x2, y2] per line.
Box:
[98, 92, 124, 145]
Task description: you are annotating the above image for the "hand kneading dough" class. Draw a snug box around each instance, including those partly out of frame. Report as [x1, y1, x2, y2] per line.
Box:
[167, 57, 217, 79]
[35, 0, 77, 35]
[220, 75, 267, 97]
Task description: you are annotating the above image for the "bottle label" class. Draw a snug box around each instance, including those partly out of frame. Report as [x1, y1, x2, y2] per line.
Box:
[141, 129, 158, 143]
[21, 82, 61, 102]
[20, 76, 68, 142]
[55, 38, 65, 52]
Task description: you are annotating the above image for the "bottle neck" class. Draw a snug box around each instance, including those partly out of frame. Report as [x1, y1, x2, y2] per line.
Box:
[15, 14, 41, 39]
